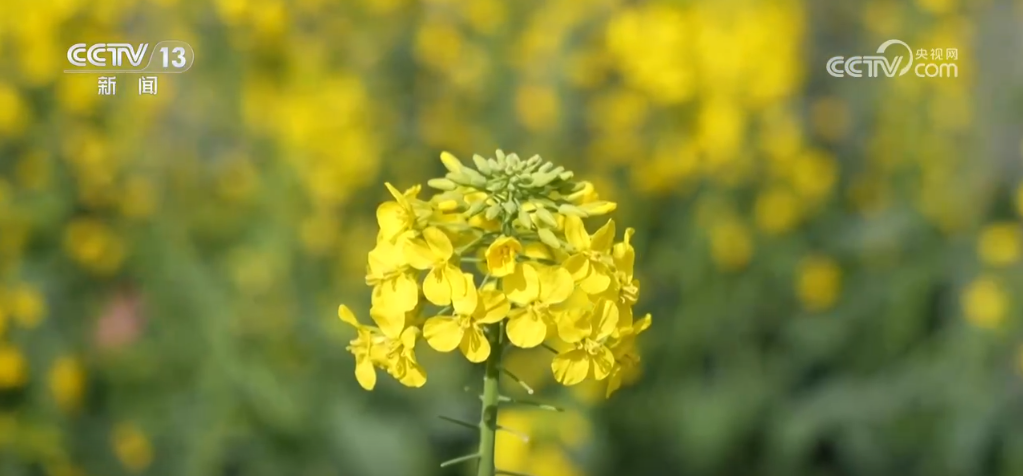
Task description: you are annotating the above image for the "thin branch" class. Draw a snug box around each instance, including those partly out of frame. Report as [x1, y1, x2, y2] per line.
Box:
[440, 453, 481, 468]
[437, 415, 476, 430]
[496, 395, 564, 412]
[501, 368, 535, 395]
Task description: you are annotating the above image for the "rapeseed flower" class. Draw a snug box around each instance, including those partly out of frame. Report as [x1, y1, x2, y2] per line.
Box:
[552, 299, 618, 385]
[424, 283, 509, 362]
[503, 263, 581, 349]
[485, 236, 522, 277]
[335, 151, 650, 476]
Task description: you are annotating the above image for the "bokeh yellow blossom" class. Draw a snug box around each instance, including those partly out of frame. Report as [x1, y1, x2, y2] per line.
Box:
[797, 255, 843, 312]
[962, 277, 1008, 329]
[977, 223, 1021, 267]
[0, 345, 28, 389]
[112, 423, 153, 473]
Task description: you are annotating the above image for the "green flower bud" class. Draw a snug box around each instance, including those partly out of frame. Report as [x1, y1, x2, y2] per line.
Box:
[558, 203, 587, 217]
[517, 207, 533, 230]
[485, 204, 502, 221]
[579, 201, 616, 215]
[446, 172, 475, 187]
[465, 199, 487, 217]
[473, 155, 492, 175]
[537, 227, 561, 249]
[535, 207, 559, 228]
[428, 178, 458, 191]
[440, 152, 465, 173]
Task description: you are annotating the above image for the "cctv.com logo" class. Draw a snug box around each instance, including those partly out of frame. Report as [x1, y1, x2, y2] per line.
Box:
[827, 39, 959, 78]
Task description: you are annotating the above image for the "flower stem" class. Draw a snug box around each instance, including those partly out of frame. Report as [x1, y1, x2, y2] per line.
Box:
[476, 322, 504, 476]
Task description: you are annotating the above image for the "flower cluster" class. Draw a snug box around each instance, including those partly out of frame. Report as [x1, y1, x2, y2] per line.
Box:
[338, 151, 650, 397]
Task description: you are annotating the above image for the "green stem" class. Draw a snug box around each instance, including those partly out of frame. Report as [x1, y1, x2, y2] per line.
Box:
[476, 321, 504, 476]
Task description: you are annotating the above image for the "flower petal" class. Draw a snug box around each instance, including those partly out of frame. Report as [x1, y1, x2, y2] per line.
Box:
[423, 267, 451, 306]
[555, 309, 590, 343]
[485, 236, 522, 278]
[460, 326, 490, 363]
[400, 326, 419, 349]
[376, 202, 407, 242]
[552, 350, 590, 386]
[590, 219, 616, 253]
[423, 317, 464, 352]
[403, 236, 438, 270]
[450, 274, 477, 316]
[475, 289, 510, 324]
[605, 366, 622, 398]
[564, 215, 591, 251]
[398, 359, 427, 388]
[503, 262, 540, 305]
[505, 310, 547, 348]
[384, 182, 406, 203]
[592, 299, 619, 340]
[634, 313, 652, 334]
[540, 266, 575, 304]
[562, 253, 590, 283]
[391, 273, 420, 311]
[338, 305, 359, 327]
[578, 264, 611, 295]
[354, 358, 377, 390]
[592, 345, 615, 381]
[422, 227, 454, 260]
[612, 227, 636, 273]
[369, 306, 406, 339]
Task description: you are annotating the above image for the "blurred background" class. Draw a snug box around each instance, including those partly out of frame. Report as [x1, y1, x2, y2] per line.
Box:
[1, 0, 1022, 475]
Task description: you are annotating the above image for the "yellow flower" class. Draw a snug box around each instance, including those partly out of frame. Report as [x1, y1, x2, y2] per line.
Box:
[977, 222, 1021, 267]
[111, 423, 152, 473]
[376, 183, 421, 243]
[562, 216, 615, 294]
[494, 410, 533, 472]
[381, 327, 427, 388]
[754, 185, 802, 235]
[606, 314, 651, 397]
[607, 227, 639, 329]
[8, 284, 45, 328]
[63, 218, 125, 276]
[48, 357, 85, 413]
[365, 238, 419, 332]
[424, 282, 509, 362]
[503, 263, 580, 348]
[962, 277, 1007, 329]
[797, 255, 842, 312]
[338, 305, 384, 390]
[789, 149, 837, 202]
[485, 235, 522, 277]
[0, 345, 27, 389]
[552, 299, 618, 385]
[0, 82, 27, 136]
[530, 444, 584, 476]
[403, 227, 472, 308]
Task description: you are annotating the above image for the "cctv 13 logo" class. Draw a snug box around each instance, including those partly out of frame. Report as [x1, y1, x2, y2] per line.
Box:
[65, 40, 195, 73]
